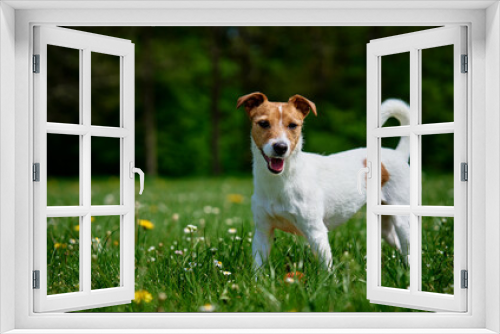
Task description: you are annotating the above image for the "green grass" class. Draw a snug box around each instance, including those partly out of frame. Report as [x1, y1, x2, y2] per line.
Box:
[46, 173, 454, 312]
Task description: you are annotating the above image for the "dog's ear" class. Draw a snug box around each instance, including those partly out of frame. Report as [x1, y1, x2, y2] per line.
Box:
[236, 92, 268, 116]
[288, 94, 317, 118]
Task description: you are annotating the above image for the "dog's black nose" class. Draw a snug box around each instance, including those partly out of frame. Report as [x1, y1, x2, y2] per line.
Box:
[273, 142, 288, 156]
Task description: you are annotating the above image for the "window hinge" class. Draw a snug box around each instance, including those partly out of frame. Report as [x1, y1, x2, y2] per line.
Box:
[461, 162, 468, 181]
[461, 54, 468, 73]
[33, 163, 40, 182]
[33, 54, 40, 73]
[461, 270, 468, 289]
[33, 270, 40, 289]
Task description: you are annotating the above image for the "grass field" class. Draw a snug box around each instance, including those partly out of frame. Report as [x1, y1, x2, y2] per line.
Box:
[46, 173, 454, 312]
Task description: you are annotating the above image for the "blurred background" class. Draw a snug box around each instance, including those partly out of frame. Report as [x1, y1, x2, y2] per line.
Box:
[47, 26, 454, 179]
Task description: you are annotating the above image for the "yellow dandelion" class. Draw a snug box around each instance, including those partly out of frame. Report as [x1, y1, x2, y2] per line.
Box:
[91, 216, 95, 223]
[227, 194, 244, 204]
[113, 240, 119, 246]
[199, 303, 215, 312]
[54, 243, 67, 249]
[134, 290, 153, 304]
[74, 225, 80, 232]
[138, 219, 154, 230]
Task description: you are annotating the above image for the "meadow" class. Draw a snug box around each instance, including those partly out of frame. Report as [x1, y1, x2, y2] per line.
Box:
[46, 173, 454, 312]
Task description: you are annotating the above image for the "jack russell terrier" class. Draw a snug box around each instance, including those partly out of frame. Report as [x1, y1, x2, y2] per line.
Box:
[236, 92, 410, 269]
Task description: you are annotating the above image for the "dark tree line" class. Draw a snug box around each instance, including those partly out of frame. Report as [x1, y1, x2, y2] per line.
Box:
[47, 26, 453, 178]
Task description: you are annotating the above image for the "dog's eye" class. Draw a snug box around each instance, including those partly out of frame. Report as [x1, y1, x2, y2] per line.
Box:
[288, 123, 298, 130]
[258, 120, 270, 129]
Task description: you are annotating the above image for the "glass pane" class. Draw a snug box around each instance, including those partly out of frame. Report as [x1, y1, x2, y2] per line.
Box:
[380, 137, 410, 205]
[421, 133, 454, 206]
[47, 216, 80, 295]
[421, 216, 454, 294]
[91, 52, 120, 127]
[91, 216, 121, 290]
[91, 137, 121, 206]
[381, 52, 410, 127]
[47, 45, 80, 124]
[47, 134, 80, 206]
[380, 215, 410, 289]
[421, 45, 454, 124]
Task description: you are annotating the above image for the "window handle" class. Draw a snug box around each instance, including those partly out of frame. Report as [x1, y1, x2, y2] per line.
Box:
[129, 162, 144, 195]
[357, 161, 371, 195]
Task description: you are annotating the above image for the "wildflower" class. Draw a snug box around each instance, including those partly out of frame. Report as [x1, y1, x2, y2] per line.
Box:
[188, 262, 197, 268]
[54, 243, 67, 249]
[158, 292, 167, 301]
[92, 237, 100, 244]
[210, 247, 218, 253]
[212, 207, 220, 214]
[199, 218, 206, 226]
[148, 246, 156, 252]
[184, 267, 193, 272]
[222, 271, 231, 276]
[235, 236, 242, 241]
[113, 240, 119, 246]
[225, 218, 233, 225]
[74, 225, 80, 232]
[228, 228, 237, 234]
[183, 224, 198, 233]
[138, 219, 154, 230]
[172, 213, 180, 221]
[199, 303, 215, 312]
[214, 260, 223, 268]
[284, 277, 295, 284]
[91, 217, 95, 223]
[69, 238, 76, 244]
[227, 194, 244, 204]
[174, 250, 183, 255]
[284, 271, 305, 282]
[134, 290, 153, 304]
[203, 206, 212, 214]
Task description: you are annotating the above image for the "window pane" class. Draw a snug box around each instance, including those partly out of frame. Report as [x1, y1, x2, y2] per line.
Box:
[421, 133, 454, 206]
[380, 137, 410, 205]
[91, 52, 120, 127]
[381, 52, 410, 127]
[91, 137, 121, 205]
[47, 134, 80, 206]
[421, 45, 454, 124]
[380, 215, 410, 290]
[47, 217, 80, 295]
[47, 45, 80, 124]
[421, 216, 454, 294]
[91, 216, 121, 290]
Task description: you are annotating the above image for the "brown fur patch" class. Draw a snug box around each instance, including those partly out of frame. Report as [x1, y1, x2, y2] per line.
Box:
[363, 158, 390, 187]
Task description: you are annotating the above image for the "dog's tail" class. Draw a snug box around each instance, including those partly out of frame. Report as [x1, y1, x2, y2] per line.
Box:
[381, 99, 410, 160]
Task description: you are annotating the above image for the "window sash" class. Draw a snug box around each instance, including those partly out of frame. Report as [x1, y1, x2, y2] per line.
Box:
[33, 26, 135, 313]
[366, 26, 468, 312]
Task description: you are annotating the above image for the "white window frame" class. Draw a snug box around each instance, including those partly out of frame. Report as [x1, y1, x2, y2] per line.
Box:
[366, 26, 468, 312]
[33, 26, 136, 312]
[0, 1, 499, 333]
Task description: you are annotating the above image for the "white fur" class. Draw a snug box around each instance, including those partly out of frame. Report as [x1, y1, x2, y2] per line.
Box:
[251, 99, 411, 269]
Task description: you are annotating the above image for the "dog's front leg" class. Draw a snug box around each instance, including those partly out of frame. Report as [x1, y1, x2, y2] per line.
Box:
[304, 224, 333, 269]
[252, 227, 274, 270]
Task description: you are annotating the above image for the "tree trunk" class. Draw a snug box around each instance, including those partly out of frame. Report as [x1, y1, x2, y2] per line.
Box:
[210, 28, 223, 175]
[142, 36, 158, 176]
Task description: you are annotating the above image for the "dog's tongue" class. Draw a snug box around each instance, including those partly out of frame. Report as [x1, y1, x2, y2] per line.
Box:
[270, 158, 284, 172]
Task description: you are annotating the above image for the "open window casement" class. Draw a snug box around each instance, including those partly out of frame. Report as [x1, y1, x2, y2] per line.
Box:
[33, 26, 140, 312]
[366, 26, 467, 312]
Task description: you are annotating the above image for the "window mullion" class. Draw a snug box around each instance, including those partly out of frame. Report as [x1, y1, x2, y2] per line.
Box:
[82, 48, 92, 294]
[409, 48, 420, 295]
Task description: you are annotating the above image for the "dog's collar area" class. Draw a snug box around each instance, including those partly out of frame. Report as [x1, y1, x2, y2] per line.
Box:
[260, 150, 285, 174]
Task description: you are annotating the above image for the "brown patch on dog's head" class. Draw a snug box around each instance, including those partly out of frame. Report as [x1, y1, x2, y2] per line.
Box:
[363, 159, 390, 187]
[236, 92, 317, 156]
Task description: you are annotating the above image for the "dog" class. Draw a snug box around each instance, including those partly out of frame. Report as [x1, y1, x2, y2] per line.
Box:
[236, 92, 410, 269]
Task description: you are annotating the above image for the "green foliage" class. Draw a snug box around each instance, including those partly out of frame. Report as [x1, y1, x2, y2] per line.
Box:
[48, 26, 452, 177]
[46, 175, 454, 312]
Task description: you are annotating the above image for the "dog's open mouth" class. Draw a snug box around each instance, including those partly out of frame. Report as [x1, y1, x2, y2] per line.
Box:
[261, 152, 284, 174]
